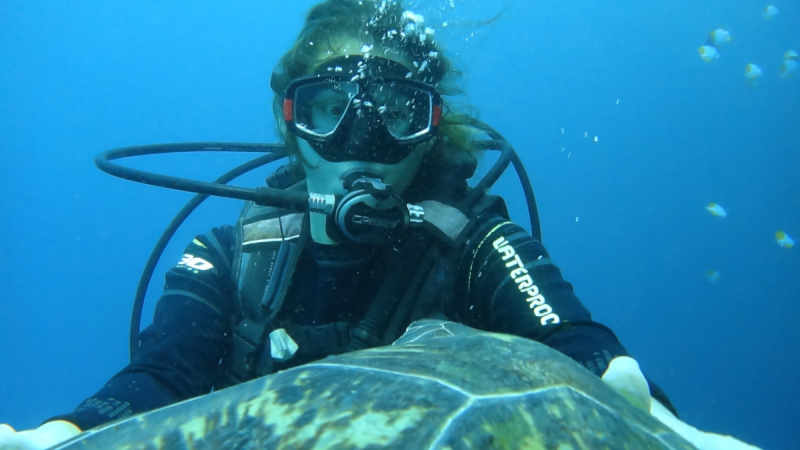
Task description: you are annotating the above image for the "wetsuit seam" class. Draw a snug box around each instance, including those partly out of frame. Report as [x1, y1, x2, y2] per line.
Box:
[167, 271, 223, 298]
[161, 289, 222, 315]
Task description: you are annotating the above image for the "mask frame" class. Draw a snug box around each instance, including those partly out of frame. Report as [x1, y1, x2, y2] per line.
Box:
[283, 62, 443, 165]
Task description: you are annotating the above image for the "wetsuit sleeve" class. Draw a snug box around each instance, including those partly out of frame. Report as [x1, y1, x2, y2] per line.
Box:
[456, 214, 627, 372]
[455, 213, 678, 415]
[47, 226, 238, 431]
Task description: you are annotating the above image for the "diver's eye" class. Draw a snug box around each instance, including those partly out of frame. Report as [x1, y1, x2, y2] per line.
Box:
[322, 104, 346, 117]
[310, 87, 354, 118]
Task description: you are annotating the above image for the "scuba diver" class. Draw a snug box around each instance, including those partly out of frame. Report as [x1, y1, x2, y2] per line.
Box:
[0, 1, 759, 449]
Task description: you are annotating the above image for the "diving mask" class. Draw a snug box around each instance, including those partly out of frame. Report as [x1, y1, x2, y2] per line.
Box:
[283, 56, 443, 165]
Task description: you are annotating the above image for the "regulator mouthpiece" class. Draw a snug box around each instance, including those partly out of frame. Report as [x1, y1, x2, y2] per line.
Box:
[308, 174, 424, 245]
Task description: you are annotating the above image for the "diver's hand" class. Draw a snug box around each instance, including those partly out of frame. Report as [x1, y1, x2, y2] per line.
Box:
[0, 420, 81, 450]
[600, 356, 652, 411]
[601, 356, 762, 450]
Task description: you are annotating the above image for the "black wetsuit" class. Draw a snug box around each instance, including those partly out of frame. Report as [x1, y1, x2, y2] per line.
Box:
[52, 212, 675, 430]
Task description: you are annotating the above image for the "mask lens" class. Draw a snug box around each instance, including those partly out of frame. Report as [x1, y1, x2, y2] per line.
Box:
[370, 83, 433, 140]
[294, 82, 359, 137]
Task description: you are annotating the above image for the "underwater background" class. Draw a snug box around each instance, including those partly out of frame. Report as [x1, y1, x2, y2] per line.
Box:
[1, 1, 797, 448]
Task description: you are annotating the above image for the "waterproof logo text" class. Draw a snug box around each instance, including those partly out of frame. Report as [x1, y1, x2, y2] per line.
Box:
[493, 237, 561, 326]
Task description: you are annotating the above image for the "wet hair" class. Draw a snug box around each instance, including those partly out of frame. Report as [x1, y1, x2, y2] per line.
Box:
[270, 0, 481, 199]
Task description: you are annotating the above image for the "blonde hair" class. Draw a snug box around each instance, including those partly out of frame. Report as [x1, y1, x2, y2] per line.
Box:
[270, 0, 484, 198]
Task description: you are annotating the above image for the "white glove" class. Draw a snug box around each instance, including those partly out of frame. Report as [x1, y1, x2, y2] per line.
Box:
[602, 356, 761, 450]
[0, 420, 81, 450]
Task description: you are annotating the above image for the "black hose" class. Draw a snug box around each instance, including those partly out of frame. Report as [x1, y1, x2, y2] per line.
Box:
[95, 143, 308, 211]
[453, 116, 543, 242]
[509, 148, 542, 242]
[346, 234, 435, 352]
[462, 139, 513, 206]
[111, 144, 288, 359]
[380, 243, 440, 344]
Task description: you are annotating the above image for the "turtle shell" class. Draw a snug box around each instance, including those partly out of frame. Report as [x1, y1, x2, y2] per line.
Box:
[55, 320, 697, 449]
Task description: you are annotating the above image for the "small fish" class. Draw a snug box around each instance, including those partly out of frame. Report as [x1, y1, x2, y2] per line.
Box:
[780, 51, 798, 78]
[708, 28, 732, 46]
[698, 45, 720, 62]
[775, 231, 794, 248]
[762, 5, 779, 19]
[745, 64, 763, 86]
[705, 270, 721, 284]
[780, 59, 798, 78]
[706, 203, 727, 217]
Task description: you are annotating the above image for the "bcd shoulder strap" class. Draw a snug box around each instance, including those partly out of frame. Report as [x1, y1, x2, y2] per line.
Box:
[218, 202, 308, 388]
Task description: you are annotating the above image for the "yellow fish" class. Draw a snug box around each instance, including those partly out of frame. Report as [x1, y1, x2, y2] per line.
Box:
[775, 231, 794, 248]
[698, 45, 720, 62]
[708, 28, 732, 46]
[706, 203, 727, 217]
[780, 60, 799, 78]
[745, 64, 763, 86]
[780, 51, 798, 78]
[762, 5, 779, 19]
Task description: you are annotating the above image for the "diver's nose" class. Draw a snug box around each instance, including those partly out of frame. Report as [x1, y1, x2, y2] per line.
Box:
[342, 103, 390, 158]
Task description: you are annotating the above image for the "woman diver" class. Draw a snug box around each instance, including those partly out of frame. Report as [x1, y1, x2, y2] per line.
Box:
[0, 1, 758, 449]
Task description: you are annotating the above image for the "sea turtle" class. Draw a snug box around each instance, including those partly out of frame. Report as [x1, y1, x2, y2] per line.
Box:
[54, 320, 697, 449]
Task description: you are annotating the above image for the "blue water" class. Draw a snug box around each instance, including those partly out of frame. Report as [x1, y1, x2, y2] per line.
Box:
[1, 1, 797, 448]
